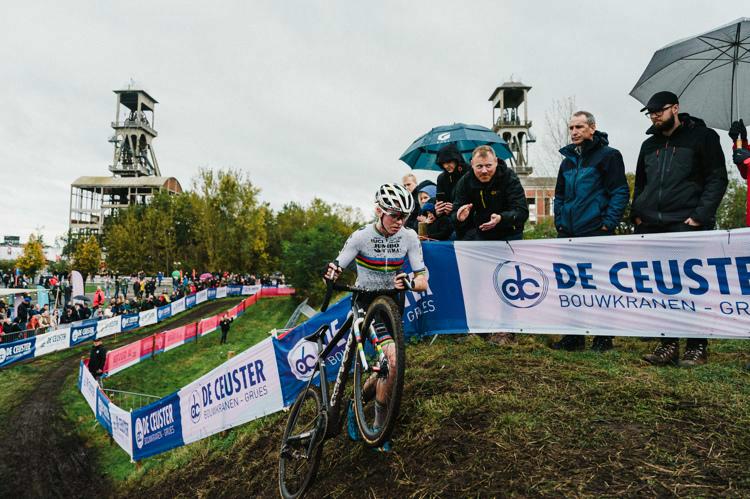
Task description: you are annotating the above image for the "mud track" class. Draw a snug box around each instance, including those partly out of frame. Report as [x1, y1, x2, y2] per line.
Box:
[0, 298, 242, 499]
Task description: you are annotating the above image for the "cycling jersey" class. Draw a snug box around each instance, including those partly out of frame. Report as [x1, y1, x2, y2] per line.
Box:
[336, 223, 427, 290]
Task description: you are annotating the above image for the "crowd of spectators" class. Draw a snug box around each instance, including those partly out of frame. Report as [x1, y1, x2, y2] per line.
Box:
[0, 270, 285, 343]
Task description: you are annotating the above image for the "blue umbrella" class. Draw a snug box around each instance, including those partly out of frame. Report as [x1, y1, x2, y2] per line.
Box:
[399, 123, 512, 171]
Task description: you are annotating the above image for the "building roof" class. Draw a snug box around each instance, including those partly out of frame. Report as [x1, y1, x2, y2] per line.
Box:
[488, 81, 532, 102]
[71, 176, 182, 192]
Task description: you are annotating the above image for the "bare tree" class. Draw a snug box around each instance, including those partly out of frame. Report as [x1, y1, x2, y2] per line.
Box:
[537, 96, 577, 176]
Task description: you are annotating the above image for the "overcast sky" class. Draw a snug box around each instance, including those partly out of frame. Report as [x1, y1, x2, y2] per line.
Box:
[0, 1, 744, 245]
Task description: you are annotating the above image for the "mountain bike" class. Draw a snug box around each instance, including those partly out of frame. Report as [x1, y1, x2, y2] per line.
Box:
[278, 276, 409, 499]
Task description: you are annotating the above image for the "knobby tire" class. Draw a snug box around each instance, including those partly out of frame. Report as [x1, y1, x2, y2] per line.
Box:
[353, 295, 405, 447]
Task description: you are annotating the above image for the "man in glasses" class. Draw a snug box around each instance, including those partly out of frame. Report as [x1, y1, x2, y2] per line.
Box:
[632, 91, 728, 367]
[452, 145, 528, 241]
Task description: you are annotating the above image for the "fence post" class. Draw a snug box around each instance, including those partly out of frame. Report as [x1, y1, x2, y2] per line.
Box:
[151, 334, 156, 360]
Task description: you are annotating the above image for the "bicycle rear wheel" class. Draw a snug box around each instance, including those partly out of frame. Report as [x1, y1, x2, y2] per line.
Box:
[278, 386, 326, 499]
[353, 295, 405, 447]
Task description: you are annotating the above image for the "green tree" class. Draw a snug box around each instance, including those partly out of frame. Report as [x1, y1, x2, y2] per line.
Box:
[16, 234, 47, 277]
[103, 207, 142, 274]
[716, 176, 748, 229]
[196, 169, 269, 274]
[280, 199, 363, 305]
[73, 235, 101, 280]
[616, 172, 636, 234]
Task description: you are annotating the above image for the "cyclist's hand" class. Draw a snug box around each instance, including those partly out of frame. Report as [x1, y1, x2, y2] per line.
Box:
[456, 203, 473, 222]
[324, 262, 342, 281]
[394, 272, 412, 290]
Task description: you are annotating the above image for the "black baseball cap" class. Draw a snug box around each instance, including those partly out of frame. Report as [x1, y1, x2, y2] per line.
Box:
[640, 91, 679, 112]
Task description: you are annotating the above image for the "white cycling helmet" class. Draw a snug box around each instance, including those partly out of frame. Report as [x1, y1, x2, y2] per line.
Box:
[375, 183, 415, 215]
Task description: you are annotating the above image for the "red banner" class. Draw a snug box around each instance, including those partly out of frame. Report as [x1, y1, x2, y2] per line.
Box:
[104, 340, 141, 374]
[163, 326, 186, 350]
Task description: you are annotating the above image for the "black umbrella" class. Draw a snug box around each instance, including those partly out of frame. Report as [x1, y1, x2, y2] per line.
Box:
[72, 295, 91, 303]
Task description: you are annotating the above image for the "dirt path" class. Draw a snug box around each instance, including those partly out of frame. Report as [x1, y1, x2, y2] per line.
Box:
[0, 298, 242, 499]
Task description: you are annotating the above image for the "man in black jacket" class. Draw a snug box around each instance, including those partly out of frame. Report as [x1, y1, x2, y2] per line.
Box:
[88, 338, 107, 382]
[219, 314, 234, 344]
[452, 145, 528, 241]
[633, 91, 728, 367]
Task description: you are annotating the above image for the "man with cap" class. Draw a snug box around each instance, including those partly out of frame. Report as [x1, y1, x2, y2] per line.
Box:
[88, 338, 107, 384]
[632, 91, 728, 367]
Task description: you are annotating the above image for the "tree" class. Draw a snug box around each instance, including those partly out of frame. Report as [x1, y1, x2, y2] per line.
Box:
[716, 175, 748, 229]
[539, 96, 577, 176]
[195, 169, 269, 274]
[279, 199, 363, 305]
[16, 234, 47, 277]
[73, 235, 101, 281]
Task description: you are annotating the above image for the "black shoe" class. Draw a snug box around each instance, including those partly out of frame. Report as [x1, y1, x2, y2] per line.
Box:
[643, 341, 679, 366]
[551, 335, 585, 351]
[591, 336, 613, 352]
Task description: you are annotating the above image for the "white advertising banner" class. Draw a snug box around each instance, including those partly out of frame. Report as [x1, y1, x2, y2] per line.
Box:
[139, 308, 158, 327]
[453, 229, 750, 339]
[215, 286, 227, 299]
[109, 403, 133, 457]
[79, 363, 99, 412]
[35, 328, 71, 356]
[196, 289, 208, 304]
[242, 285, 261, 296]
[178, 337, 284, 445]
[171, 297, 186, 316]
[96, 316, 122, 339]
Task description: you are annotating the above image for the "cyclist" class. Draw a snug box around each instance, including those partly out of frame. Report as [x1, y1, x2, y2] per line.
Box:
[325, 183, 429, 451]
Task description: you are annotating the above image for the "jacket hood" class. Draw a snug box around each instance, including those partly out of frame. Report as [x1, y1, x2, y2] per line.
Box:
[560, 130, 609, 157]
[646, 113, 706, 135]
[414, 179, 436, 193]
[435, 143, 468, 172]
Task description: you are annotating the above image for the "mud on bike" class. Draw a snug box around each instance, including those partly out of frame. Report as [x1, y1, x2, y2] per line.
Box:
[278, 276, 409, 499]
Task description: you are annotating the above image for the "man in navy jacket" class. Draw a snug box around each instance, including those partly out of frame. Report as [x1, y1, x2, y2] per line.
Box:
[552, 111, 628, 353]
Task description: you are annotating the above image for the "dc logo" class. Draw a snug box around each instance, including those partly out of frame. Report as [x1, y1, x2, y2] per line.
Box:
[437, 132, 451, 141]
[189, 390, 201, 424]
[135, 418, 145, 449]
[493, 260, 548, 308]
[288, 340, 318, 381]
[0, 347, 6, 364]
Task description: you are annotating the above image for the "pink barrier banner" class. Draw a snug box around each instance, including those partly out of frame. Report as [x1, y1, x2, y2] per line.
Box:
[163, 326, 186, 351]
[198, 316, 219, 336]
[184, 323, 198, 341]
[154, 332, 166, 353]
[139, 335, 156, 359]
[105, 341, 141, 375]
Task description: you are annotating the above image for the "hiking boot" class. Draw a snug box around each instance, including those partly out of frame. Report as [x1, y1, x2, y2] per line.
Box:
[551, 335, 585, 351]
[643, 341, 679, 366]
[679, 343, 707, 367]
[346, 400, 360, 442]
[487, 332, 515, 346]
[591, 336, 613, 352]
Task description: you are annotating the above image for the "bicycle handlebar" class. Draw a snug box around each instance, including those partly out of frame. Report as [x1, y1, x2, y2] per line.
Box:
[320, 260, 413, 313]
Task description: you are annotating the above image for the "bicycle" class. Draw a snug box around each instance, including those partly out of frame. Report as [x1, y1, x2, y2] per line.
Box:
[278, 274, 409, 499]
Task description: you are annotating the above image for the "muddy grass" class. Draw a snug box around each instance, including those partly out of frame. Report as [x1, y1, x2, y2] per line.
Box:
[123, 335, 750, 498]
[0, 297, 243, 499]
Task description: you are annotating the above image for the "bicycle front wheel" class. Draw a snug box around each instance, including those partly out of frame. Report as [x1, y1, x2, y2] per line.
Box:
[353, 295, 405, 447]
[278, 386, 326, 499]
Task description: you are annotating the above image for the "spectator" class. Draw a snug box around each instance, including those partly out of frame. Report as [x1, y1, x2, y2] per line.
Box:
[93, 286, 105, 309]
[418, 202, 453, 241]
[88, 338, 107, 383]
[551, 110, 629, 353]
[16, 296, 32, 326]
[416, 184, 437, 207]
[633, 91, 728, 367]
[728, 119, 749, 227]
[435, 143, 470, 208]
[452, 145, 529, 241]
[219, 314, 234, 344]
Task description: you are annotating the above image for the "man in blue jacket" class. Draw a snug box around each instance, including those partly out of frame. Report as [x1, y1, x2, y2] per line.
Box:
[551, 110, 629, 352]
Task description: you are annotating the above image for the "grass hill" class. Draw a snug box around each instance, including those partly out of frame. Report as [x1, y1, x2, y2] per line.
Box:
[57, 298, 750, 497]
